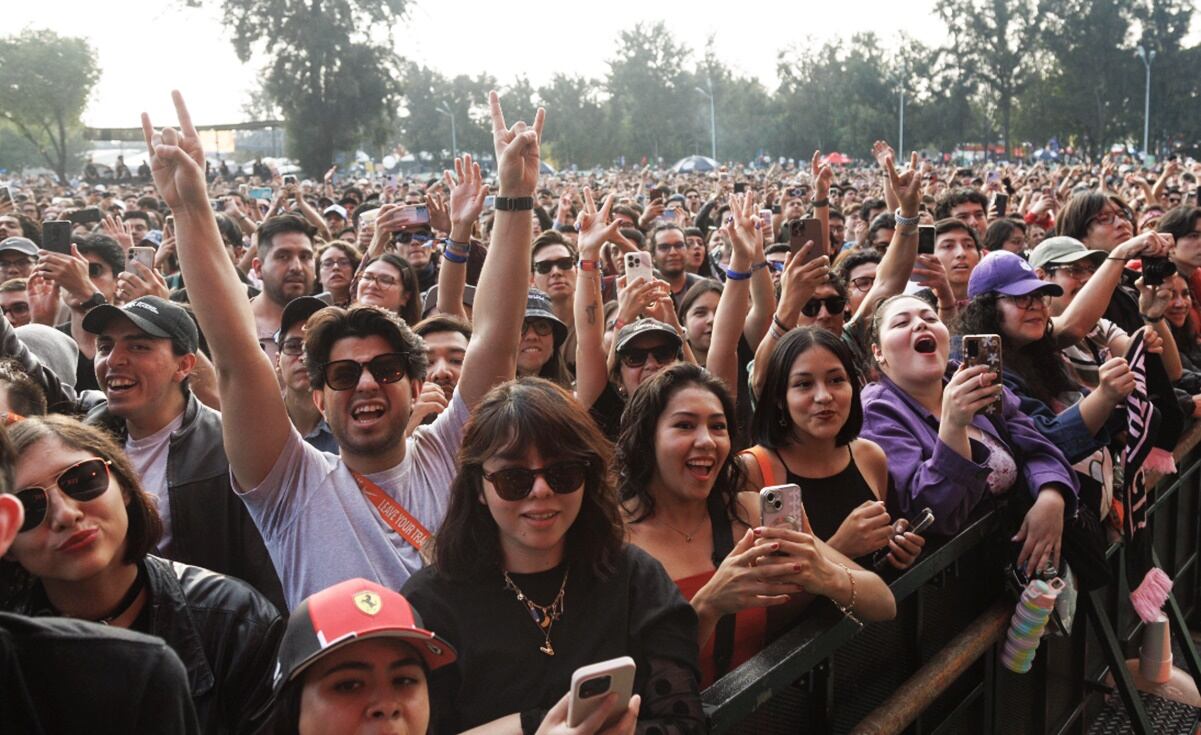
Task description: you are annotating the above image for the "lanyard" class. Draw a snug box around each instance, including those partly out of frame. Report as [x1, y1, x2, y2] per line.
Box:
[351, 470, 435, 566]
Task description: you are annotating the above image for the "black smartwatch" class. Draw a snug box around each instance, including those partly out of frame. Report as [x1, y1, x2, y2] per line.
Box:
[79, 292, 107, 311]
[493, 196, 534, 211]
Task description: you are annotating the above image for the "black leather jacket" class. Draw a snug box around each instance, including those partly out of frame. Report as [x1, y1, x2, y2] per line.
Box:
[86, 392, 287, 611]
[17, 556, 283, 735]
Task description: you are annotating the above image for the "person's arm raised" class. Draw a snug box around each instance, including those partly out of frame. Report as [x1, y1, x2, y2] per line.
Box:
[849, 152, 922, 328]
[142, 91, 291, 489]
[709, 193, 757, 400]
[434, 154, 488, 321]
[573, 189, 622, 408]
[455, 92, 544, 409]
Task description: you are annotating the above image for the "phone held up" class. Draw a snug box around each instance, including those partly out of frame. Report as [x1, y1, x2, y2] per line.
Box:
[760, 483, 803, 534]
[129, 246, 156, 272]
[788, 218, 824, 262]
[568, 657, 636, 729]
[624, 251, 654, 287]
[917, 224, 936, 256]
[961, 334, 1002, 415]
[41, 220, 73, 255]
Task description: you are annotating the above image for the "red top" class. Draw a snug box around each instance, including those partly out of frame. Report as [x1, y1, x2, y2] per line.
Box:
[675, 570, 768, 688]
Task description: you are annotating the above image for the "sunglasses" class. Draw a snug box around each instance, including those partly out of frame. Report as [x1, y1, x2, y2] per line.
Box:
[619, 344, 678, 368]
[0, 301, 30, 316]
[801, 296, 847, 318]
[533, 257, 575, 275]
[16, 458, 112, 533]
[482, 460, 590, 501]
[321, 352, 409, 391]
[522, 319, 554, 337]
[395, 231, 433, 245]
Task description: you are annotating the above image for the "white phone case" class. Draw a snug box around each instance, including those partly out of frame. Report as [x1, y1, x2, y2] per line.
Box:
[760, 483, 803, 532]
[624, 251, 653, 287]
[567, 656, 636, 728]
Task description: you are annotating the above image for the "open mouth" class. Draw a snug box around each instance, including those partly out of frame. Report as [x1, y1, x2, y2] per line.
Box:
[914, 335, 937, 354]
[105, 376, 138, 395]
[350, 401, 387, 424]
[685, 458, 715, 480]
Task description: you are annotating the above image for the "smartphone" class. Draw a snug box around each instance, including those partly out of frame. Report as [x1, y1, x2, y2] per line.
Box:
[649, 187, 667, 203]
[396, 204, 430, 228]
[41, 220, 73, 254]
[1142, 256, 1177, 286]
[129, 246, 156, 272]
[657, 208, 678, 224]
[917, 224, 936, 255]
[872, 507, 935, 571]
[624, 251, 654, 286]
[0, 186, 12, 206]
[249, 186, 273, 201]
[567, 657, 636, 729]
[733, 182, 747, 194]
[165, 215, 175, 237]
[992, 192, 1009, 217]
[961, 334, 1002, 415]
[909, 507, 936, 535]
[483, 195, 496, 209]
[759, 483, 803, 533]
[759, 208, 774, 230]
[788, 218, 823, 260]
[68, 207, 103, 226]
[282, 174, 297, 186]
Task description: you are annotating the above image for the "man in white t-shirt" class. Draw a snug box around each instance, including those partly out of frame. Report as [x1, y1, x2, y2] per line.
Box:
[145, 90, 544, 609]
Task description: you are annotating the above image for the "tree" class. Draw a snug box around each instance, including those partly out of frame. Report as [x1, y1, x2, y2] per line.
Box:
[537, 74, 609, 168]
[0, 30, 99, 183]
[200, 0, 407, 176]
[605, 22, 693, 163]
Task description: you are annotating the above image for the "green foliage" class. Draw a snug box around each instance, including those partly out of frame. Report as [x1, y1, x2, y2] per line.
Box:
[0, 29, 99, 182]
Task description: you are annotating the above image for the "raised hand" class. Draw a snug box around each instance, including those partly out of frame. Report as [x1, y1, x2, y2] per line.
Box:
[442, 153, 489, 239]
[140, 91, 208, 213]
[116, 260, 171, 303]
[941, 364, 1002, 428]
[576, 188, 622, 259]
[102, 214, 135, 251]
[884, 152, 922, 216]
[35, 244, 96, 305]
[489, 90, 545, 198]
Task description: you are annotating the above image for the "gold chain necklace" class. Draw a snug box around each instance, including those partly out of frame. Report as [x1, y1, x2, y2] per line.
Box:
[503, 567, 570, 656]
[662, 514, 708, 543]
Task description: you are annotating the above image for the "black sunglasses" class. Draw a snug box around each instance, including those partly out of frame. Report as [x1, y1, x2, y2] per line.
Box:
[482, 460, 590, 501]
[16, 458, 112, 533]
[801, 296, 847, 318]
[394, 231, 432, 245]
[321, 352, 409, 391]
[619, 344, 678, 368]
[533, 257, 575, 275]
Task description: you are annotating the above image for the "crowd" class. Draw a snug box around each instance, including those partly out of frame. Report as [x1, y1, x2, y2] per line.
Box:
[0, 87, 1199, 734]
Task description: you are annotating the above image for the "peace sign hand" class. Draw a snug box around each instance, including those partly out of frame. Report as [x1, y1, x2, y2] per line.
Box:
[140, 91, 209, 214]
[489, 90, 545, 198]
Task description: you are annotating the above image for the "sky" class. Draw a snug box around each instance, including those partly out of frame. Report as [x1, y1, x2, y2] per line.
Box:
[6, 0, 947, 128]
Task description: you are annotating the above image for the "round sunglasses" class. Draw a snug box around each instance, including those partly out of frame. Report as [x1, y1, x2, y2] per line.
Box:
[482, 460, 590, 501]
[16, 458, 113, 533]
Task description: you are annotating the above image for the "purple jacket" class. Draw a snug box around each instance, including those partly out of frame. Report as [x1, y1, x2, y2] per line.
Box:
[860, 375, 1078, 536]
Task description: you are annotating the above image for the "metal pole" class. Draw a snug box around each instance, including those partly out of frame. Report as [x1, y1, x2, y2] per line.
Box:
[899, 88, 905, 160]
[1138, 46, 1154, 159]
[708, 78, 717, 161]
[450, 114, 457, 161]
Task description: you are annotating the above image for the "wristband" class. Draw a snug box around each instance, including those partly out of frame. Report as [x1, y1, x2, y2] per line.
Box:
[752, 261, 771, 271]
[577, 258, 600, 272]
[1141, 313, 1164, 323]
[724, 266, 752, 281]
[811, 197, 830, 208]
[894, 208, 919, 227]
[445, 238, 471, 253]
[494, 196, 534, 211]
[772, 314, 794, 333]
[441, 248, 468, 264]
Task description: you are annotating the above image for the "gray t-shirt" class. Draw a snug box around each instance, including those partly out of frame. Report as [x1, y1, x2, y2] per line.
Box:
[125, 412, 185, 554]
[236, 390, 470, 610]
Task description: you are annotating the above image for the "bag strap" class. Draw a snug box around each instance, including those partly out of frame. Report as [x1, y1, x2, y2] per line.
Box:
[351, 470, 435, 565]
[707, 489, 737, 678]
[739, 445, 780, 488]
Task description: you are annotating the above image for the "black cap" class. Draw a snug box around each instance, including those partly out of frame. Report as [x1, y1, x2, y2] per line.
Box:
[524, 289, 568, 348]
[82, 296, 199, 354]
[615, 318, 682, 353]
[276, 296, 330, 343]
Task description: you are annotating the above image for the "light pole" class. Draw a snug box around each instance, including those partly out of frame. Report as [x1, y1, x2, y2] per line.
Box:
[695, 78, 716, 161]
[898, 61, 907, 159]
[1137, 45, 1155, 159]
[436, 101, 457, 161]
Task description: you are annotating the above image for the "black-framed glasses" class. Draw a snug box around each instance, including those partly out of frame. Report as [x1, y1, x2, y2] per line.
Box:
[1046, 264, 1095, 280]
[279, 337, 304, 356]
[482, 460, 590, 501]
[1001, 293, 1051, 311]
[619, 344, 678, 368]
[533, 257, 575, 275]
[849, 276, 875, 293]
[0, 301, 30, 316]
[655, 241, 687, 252]
[522, 319, 554, 337]
[360, 272, 399, 288]
[321, 352, 409, 391]
[16, 458, 112, 533]
[801, 296, 847, 318]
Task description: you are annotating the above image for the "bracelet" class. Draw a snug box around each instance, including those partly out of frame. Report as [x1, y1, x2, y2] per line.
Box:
[1107, 256, 1131, 261]
[445, 238, 471, 254]
[1142, 313, 1164, 323]
[894, 208, 920, 227]
[441, 248, 468, 264]
[577, 258, 600, 272]
[769, 323, 787, 340]
[811, 197, 830, 208]
[832, 562, 863, 628]
[752, 261, 771, 271]
[772, 314, 794, 333]
[725, 266, 752, 281]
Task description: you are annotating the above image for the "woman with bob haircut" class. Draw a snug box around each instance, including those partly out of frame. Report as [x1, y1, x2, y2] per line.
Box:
[2, 414, 284, 734]
[353, 252, 423, 326]
[618, 362, 896, 687]
[741, 327, 924, 569]
[402, 377, 704, 735]
[314, 240, 361, 307]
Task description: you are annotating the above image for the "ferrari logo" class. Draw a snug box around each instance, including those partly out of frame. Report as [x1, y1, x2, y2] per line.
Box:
[353, 591, 382, 616]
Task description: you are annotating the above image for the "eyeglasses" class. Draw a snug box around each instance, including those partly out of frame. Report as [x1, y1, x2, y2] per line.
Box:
[0, 257, 32, 269]
[321, 257, 352, 269]
[1001, 293, 1051, 310]
[360, 272, 399, 288]
[766, 260, 785, 272]
[655, 241, 687, 252]
[533, 257, 575, 275]
[279, 337, 304, 356]
[849, 276, 875, 293]
[0, 301, 30, 316]
[619, 344, 678, 368]
[1089, 209, 1132, 228]
[1046, 263, 1095, 280]
[16, 458, 112, 533]
[522, 319, 554, 337]
[482, 460, 590, 501]
[321, 352, 409, 390]
[801, 296, 848, 318]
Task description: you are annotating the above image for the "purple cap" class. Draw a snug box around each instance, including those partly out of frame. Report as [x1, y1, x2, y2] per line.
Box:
[968, 251, 1063, 300]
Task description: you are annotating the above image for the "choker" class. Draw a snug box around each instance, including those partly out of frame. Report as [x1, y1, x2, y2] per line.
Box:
[52, 563, 147, 626]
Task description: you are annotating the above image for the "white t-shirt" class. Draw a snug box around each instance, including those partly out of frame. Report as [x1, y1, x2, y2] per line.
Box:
[125, 412, 185, 553]
[236, 390, 470, 610]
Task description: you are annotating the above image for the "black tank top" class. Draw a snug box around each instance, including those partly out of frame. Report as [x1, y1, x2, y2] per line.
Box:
[772, 446, 877, 543]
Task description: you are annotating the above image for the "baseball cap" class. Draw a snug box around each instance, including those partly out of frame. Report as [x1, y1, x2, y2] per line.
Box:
[524, 289, 567, 348]
[275, 295, 329, 344]
[1027, 236, 1107, 271]
[615, 318, 682, 354]
[323, 204, 348, 220]
[968, 250, 1063, 300]
[0, 237, 38, 258]
[82, 296, 199, 353]
[272, 578, 456, 694]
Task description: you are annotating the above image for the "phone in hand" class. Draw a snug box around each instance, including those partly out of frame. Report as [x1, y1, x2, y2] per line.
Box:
[568, 657, 636, 729]
[788, 218, 824, 261]
[759, 483, 803, 533]
[649, 187, 667, 203]
[917, 224, 936, 255]
[164, 215, 174, 237]
[282, 174, 298, 186]
[657, 208, 677, 224]
[68, 207, 103, 226]
[128, 246, 156, 272]
[1142, 256, 1177, 286]
[759, 208, 774, 229]
[249, 186, 273, 201]
[483, 195, 495, 210]
[992, 192, 1009, 218]
[733, 182, 747, 194]
[41, 220, 73, 255]
[0, 186, 12, 207]
[624, 251, 654, 286]
[961, 334, 1003, 415]
[872, 507, 934, 570]
[396, 205, 430, 229]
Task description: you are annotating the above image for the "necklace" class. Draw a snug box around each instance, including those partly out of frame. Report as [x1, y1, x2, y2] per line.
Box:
[503, 567, 569, 656]
[50, 562, 147, 626]
[662, 514, 708, 543]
